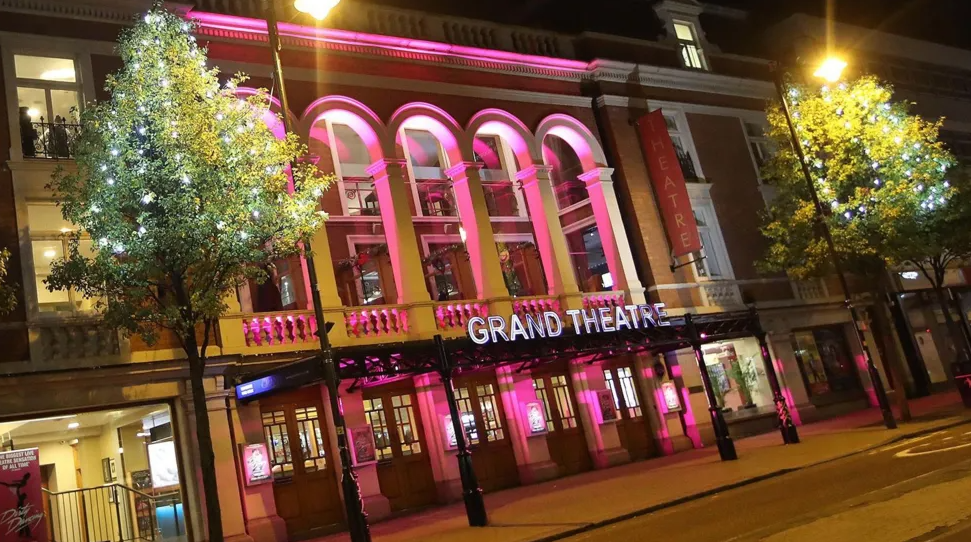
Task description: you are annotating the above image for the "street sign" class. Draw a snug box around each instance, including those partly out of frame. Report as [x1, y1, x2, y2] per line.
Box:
[235, 355, 324, 403]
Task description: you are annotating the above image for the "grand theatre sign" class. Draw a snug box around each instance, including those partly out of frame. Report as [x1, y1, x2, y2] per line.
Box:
[467, 303, 671, 345]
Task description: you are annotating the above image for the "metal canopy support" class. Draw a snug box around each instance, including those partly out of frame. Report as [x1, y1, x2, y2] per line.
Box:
[435, 334, 488, 527]
[686, 313, 737, 461]
[750, 309, 800, 445]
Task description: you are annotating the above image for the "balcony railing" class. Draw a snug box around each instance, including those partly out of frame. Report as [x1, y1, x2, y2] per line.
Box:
[31, 319, 120, 363]
[416, 179, 457, 217]
[22, 121, 80, 159]
[676, 149, 700, 181]
[343, 178, 380, 216]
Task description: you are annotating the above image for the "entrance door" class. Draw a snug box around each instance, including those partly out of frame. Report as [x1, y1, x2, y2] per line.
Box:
[453, 372, 519, 492]
[603, 365, 654, 460]
[362, 383, 438, 512]
[261, 386, 343, 537]
[533, 369, 591, 476]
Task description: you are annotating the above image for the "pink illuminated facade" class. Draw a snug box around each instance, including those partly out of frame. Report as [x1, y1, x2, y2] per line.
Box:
[0, 1, 898, 541]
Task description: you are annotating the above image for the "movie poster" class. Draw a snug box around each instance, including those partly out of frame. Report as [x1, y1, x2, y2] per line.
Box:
[0, 448, 47, 542]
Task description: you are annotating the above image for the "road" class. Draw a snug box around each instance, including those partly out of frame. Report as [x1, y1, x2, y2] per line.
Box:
[563, 423, 971, 542]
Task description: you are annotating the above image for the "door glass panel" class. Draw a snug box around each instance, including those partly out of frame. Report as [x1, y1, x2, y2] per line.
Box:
[475, 384, 505, 442]
[551, 375, 578, 429]
[50, 90, 79, 122]
[391, 394, 422, 455]
[261, 410, 293, 480]
[363, 398, 393, 461]
[603, 369, 622, 410]
[617, 367, 643, 417]
[455, 387, 479, 445]
[532, 378, 556, 432]
[295, 406, 327, 472]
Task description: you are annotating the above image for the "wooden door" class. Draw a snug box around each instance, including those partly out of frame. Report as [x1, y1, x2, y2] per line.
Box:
[453, 373, 519, 492]
[533, 370, 591, 476]
[260, 387, 344, 538]
[362, 384, 438, 512]
[603, 365, 654, 460]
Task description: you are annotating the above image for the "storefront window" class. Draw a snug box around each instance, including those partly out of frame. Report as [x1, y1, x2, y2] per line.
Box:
[702, 340, 773, 414]
[792, 326, 862, 398]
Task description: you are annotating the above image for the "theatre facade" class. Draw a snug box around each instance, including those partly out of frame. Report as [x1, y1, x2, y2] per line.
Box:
[0, 1, 900, 541]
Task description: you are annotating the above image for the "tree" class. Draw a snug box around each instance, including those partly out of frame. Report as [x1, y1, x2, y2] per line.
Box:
[0, 248, 16, 315]
[47, 7, 331, 541]
[760, 76, 962, 406]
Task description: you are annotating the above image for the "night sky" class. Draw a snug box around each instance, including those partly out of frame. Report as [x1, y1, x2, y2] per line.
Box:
[349, 0, 971, 51]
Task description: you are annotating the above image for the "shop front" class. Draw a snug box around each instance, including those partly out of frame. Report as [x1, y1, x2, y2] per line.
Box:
[790, 325, 866, 406]
[0, 404, 189, 542]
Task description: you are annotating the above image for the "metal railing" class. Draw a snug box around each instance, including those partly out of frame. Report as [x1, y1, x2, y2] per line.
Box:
[22, 121, 80, 159]
[44, 484, 182, 542]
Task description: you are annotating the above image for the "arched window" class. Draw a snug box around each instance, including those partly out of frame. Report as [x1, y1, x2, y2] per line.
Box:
[543, 134, 587, 209]
[402, 129, 457, 217]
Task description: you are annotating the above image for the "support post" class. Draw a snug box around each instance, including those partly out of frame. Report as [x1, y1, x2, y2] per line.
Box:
[685, 314, 737, 461]
[750, 310, 800, 444]
[435, 335, 488, 527]
[265, 3, 371, 540]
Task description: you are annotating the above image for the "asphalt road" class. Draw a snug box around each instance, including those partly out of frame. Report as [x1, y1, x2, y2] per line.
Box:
[562, 422, 971, 542]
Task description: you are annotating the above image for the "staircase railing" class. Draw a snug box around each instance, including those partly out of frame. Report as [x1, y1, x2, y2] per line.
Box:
[44, 484, 180, 542]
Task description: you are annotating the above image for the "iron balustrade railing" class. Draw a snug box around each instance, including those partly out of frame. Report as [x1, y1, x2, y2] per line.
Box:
[22, 121, 80, 159]
[44, 484, 182, 542]
[343, 178, 380, 216]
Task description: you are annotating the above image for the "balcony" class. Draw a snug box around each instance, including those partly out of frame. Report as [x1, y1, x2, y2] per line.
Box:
[22, 121, 80, 160]
[343, 178, 380, 217]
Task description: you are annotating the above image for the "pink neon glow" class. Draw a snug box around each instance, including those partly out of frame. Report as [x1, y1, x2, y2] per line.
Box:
[467, 109, 540, 168]
[585, 181, 625, 293]
[235, 87, 289, 140]
[680, 387, 703, 448]
[538, 114, 605, 172]
[303, 97, 386, 158]
[390, 104, 465, 165]
[854, 352, 881, 407]
[367, 159, 413, 304]
[189, 11, 591, 73]
[773, 357, 802, 426]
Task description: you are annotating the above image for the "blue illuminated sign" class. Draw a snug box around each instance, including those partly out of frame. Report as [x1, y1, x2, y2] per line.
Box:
[235, 356, 324, 403]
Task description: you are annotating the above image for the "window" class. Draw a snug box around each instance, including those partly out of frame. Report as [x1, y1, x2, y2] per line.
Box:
[294, 406, 327, 472]
[673, 21, 707, 70]
[475, 384, 505, 442]
[566, 226, 611, 292]
[328, 123, 379, 216]
[743, 121, 773, 182]
[363, 398, 394, 461]
[474, 135, 521, 217]
[661, 110, 702, 181]
[14, 54, 82, 159]
[686, 199, 732, 281]
[532, 378, 556, 432]
[543, 134, 588, 209]
[454, 387, 478, 445]
[391, 394, 422, 455]
[261, 411, 293, 480]
[404, 129, 456, 217]
[27, 203, 98, 314]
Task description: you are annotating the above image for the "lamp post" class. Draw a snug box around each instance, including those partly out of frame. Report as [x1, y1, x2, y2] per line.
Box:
[262, 1, 373, 540]
[771, 57, 896, 430]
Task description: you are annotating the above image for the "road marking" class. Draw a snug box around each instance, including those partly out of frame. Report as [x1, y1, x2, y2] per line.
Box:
[895, 441, 971, 458]
[872, 432, 943, 454]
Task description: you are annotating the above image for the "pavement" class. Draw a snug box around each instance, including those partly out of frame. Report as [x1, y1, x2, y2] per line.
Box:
[315, 392, 971, 542]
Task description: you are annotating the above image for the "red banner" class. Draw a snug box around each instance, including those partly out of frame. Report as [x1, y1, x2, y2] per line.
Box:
[0, 448, 46, 542]
[637, 109, 702, 257]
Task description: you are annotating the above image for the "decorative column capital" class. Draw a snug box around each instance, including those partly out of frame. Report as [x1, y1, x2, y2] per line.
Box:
[578, 166, 615, 185]
[366, 158, 408, 179]
[444, 161, 485, 181]
[515, 164, 554, 182]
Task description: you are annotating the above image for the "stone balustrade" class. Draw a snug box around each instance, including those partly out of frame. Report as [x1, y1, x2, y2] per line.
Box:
[701, 282, 744, 308]
[434, 301, 488, 333]
[512, 296, 561, 318]
[32, 320, 120, 363]
[344, 305, 409, 339]
[240, 310, 318, 347]
[581, 292, 626, 311]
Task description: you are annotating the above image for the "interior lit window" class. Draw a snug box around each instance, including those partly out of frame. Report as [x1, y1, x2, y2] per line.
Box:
[27, 203, 99, 314]
[673, 21, 707, 71]
[14, 54, 82, 159]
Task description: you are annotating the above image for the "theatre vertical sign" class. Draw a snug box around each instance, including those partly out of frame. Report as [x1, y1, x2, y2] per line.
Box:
[0, 448, 46, 542]
[637, 109, 702, 257]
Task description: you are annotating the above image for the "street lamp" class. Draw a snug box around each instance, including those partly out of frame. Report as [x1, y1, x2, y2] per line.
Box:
[771, 57, 897, 430]
[261, 2, 372, 541]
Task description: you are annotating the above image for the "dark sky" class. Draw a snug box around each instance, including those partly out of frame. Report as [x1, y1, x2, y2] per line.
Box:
[352, 0, 971, 51]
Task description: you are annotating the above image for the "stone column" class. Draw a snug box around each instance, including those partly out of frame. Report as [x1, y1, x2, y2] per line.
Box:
[446, 162, 509, 299]
[367, 159, 432, 305]
[230, 399, 288, 542]
[337, 381, 392, 520]
[580, 167, 646, 304]
[569, 359, 629, 468]
[516, 165, 580, 296]
[496, 366, 558, 483]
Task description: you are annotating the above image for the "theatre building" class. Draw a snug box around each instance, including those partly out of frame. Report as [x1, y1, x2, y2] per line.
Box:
[0, 1, 901, 541]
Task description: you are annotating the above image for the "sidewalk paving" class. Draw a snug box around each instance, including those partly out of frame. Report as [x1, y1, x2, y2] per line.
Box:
[317, 392, 971, 542]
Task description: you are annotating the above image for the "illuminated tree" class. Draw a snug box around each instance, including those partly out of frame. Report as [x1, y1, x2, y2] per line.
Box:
[760, 76, 967, 393]
[0, 248, 16, 315]
[47, 7, 331, 541]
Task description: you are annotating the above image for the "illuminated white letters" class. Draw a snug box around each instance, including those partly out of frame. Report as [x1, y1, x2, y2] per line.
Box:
[544, 312, 563, 337]
[466, 304, 671, 344]
[599, 307, 615, 332]
[566, 309, 582, 334]
[615, 305, 631, 330]
[509, 314, 529, 341]
[488, 316, 509, 343]
[468, 316, 489, 345]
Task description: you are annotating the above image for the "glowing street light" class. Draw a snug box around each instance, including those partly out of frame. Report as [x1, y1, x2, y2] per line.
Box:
[293, 0, 340, 20]
[813, 57, 848, 83]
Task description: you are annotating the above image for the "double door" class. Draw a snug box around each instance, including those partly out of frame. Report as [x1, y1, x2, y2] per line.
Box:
[260, 386, 343, 538]
[453, 372, 519, 492]
[603, 364, 654, 460]
[362, 383, 438, 512]
[533, 367, 592, 476]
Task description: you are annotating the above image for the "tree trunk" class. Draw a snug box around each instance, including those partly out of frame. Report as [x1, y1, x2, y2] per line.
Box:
[873, 271, 912, 421]
[186, 334, 224, 542]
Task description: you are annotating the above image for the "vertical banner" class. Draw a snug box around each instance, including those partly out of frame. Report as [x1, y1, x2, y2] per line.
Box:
[0, 448, 47, 542]
[637, 109, 702, 257]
